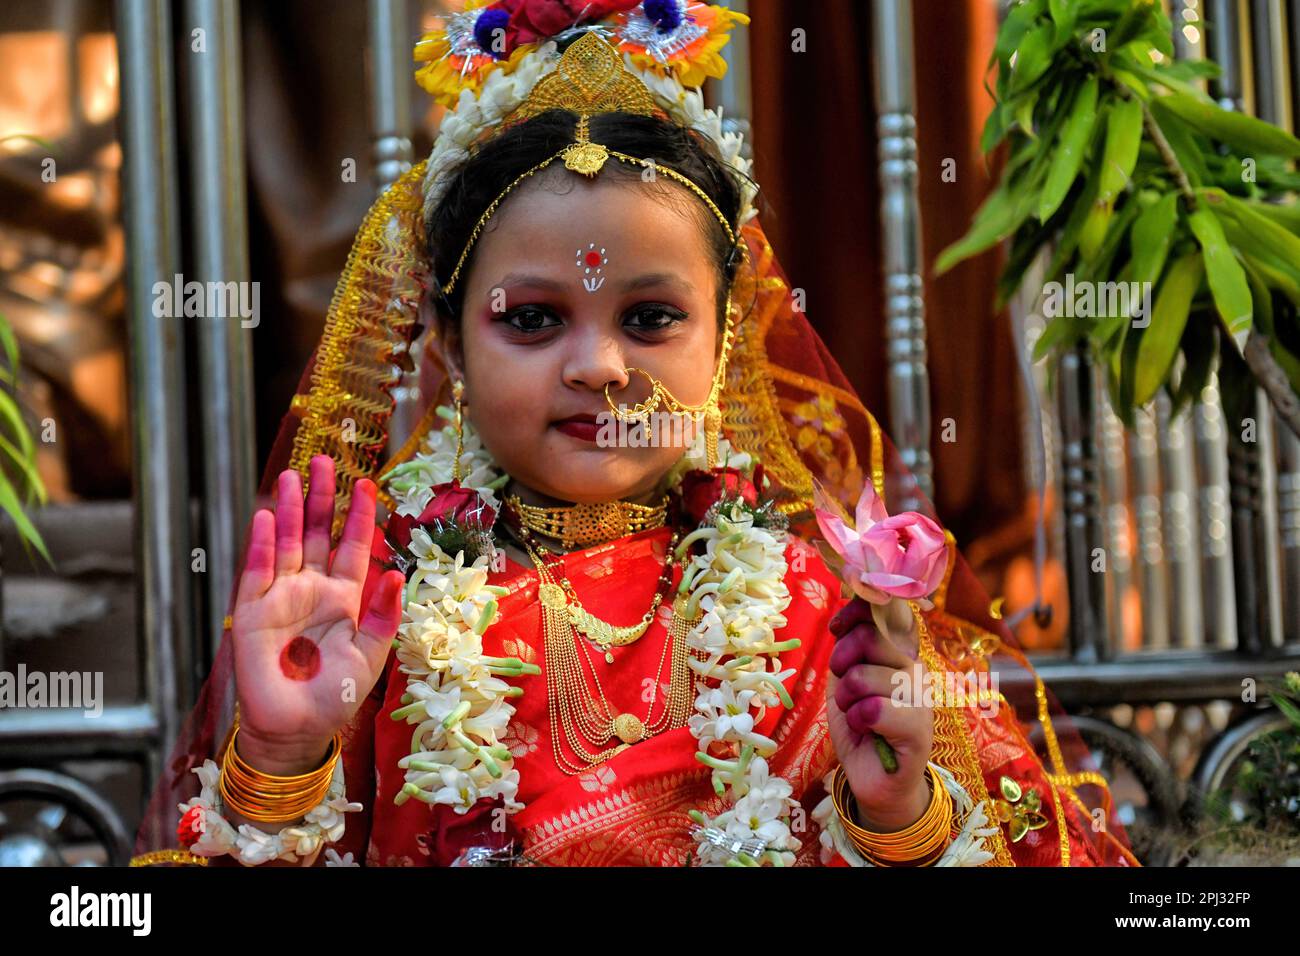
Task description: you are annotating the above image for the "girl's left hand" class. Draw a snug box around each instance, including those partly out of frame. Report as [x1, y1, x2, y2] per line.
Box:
[825, 597, 934, 831]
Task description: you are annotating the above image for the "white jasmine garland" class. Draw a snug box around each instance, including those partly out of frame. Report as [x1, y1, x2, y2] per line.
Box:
[178, 757, 361, 866]
[384, 413, 528, 814]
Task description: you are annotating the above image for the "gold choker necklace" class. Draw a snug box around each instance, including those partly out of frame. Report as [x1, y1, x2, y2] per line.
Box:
[506, 494, 668, 549]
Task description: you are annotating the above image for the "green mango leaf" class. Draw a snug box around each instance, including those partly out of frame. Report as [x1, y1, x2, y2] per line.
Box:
[1187, 206, 1252, 347]
[1044, 166, 1101, 279]
[1048, 0, 1077, 44]
[1038, 75, 1099, 222]
[1214, 203, 1300, 305]
[0, 318, 19, 374]
[1015, 90, 1039, 138]
[1129, 192, 1179, 289]
[0, 388, 33, 458]
[1080, 194, 1141, 282]
[1109, 66, 1150, 99]
[0, 477, 50, 565]
[934, 183, 1022, 275]
[0, 433, 46, 506]
[1078, 199, 1113, 261]
[1010, 23, 1058, 95]
[1147, 100, 1209, 187]
[1169, 307, 1216, 417]
[1245, 200, 1300, 234]
[1106, 3, 1156, 52]
[994, 0, 1048, 64]
[1098, 96, 1145, 207]
[1135, 252, 1203, 405]
[1214, 193, 1300, 268]
[0, 133, 57, 153]
[1242, 259, 1275, 338]
[1033, 312, 1087, 361]
[981, 100, 1012, 153]
[1155, 90, 1300, 157]
[1272, 694, 1300, 731]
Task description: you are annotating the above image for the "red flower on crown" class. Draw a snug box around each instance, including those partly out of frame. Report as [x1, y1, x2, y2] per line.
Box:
[490, 0, 643, 51]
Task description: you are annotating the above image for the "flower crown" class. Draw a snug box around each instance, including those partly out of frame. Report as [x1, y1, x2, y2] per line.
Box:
[414, 1, 757, 228]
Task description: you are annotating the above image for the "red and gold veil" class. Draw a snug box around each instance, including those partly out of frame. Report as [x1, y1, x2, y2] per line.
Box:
[134, 2, 1137, 867]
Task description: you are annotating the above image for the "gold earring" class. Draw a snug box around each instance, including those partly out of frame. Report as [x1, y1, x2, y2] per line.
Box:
[451, 379, 466, 484]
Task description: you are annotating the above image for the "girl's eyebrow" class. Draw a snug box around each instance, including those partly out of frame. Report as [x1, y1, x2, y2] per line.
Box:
[496, 273, 569, 292]
[620, 272, 694, 294]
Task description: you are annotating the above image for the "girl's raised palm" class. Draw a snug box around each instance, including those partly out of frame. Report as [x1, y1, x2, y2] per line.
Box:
[232, 455, 405, 772]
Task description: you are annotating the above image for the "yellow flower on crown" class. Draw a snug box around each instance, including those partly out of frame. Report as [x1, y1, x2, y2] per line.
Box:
[414, 0, 535, 109]
[614, 2, 749, 88]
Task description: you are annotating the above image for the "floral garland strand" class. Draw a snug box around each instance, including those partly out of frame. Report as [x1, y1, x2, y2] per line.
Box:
[379, 411, 541, 815]
[670, 440, 805, 866]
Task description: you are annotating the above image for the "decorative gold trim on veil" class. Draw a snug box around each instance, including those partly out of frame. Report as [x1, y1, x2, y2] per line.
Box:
[288, 161, 429, 534]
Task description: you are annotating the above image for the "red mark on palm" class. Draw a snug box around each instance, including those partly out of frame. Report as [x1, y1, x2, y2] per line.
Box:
[279, 636, 321, 681]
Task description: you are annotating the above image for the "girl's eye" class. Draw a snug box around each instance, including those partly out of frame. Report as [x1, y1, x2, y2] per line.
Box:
[504, 307, 560, 333]
[625, 304, 687, 332]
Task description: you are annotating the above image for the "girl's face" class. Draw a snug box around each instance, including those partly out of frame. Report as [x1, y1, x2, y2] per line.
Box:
[437, 172, 723, 505]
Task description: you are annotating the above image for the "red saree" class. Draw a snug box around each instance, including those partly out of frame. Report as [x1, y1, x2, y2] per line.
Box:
[312, 523, 1135, 867]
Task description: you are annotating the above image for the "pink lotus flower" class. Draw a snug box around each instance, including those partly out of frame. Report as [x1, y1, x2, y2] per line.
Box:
[814, 482, 947, 607]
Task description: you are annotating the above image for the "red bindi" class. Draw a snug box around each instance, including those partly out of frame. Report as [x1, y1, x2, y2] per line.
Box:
[280, 636, 321, 681]
[585, 250, 602, 267]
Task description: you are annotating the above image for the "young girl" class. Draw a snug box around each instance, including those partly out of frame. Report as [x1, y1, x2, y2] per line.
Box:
[135, 10, 1136, 868]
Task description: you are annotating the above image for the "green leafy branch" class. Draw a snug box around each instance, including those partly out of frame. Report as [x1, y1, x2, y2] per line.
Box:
[0, 133, 52, 565]
[937, 0, 1300, 437]
[0, 317, 49, 565]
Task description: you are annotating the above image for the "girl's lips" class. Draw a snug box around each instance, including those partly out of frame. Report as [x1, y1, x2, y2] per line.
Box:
[553, 416, 601, 443]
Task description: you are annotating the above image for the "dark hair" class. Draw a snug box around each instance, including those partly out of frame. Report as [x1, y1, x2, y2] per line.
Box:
[426, 109, 749, 328]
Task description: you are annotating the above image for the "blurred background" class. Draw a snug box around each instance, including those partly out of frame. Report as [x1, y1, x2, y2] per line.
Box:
[0, 0, 1296, 866]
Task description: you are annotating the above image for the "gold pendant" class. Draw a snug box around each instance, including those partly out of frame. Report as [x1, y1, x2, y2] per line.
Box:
[539, 583, 567, 609]
[612, 713, 645, 744]
[567, 603, 651, 647]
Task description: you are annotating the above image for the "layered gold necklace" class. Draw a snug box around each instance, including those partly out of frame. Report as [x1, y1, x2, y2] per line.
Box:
[504, 498, 699, 774]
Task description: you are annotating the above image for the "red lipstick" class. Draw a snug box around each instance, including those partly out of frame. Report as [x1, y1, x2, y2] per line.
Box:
[553, 414, 602, 443]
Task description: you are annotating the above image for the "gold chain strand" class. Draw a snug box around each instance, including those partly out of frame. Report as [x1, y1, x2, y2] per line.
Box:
[516, 527, 696, 775]
[506, 500, 675, 659]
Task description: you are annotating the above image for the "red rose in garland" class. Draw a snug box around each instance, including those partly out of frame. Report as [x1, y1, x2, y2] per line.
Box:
[678, 466, 760, 525]
[386, 481, 498, 551]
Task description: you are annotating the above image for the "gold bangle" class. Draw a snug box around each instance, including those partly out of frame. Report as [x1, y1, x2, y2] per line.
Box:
[831, 764, 955, 866]
[218, 722, 341, 823]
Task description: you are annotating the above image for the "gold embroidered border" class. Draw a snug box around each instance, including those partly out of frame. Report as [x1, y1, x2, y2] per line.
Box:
[911, 601, 1014, 867]
[129, 849, 208, 867]
[288, 161, 429, 535]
